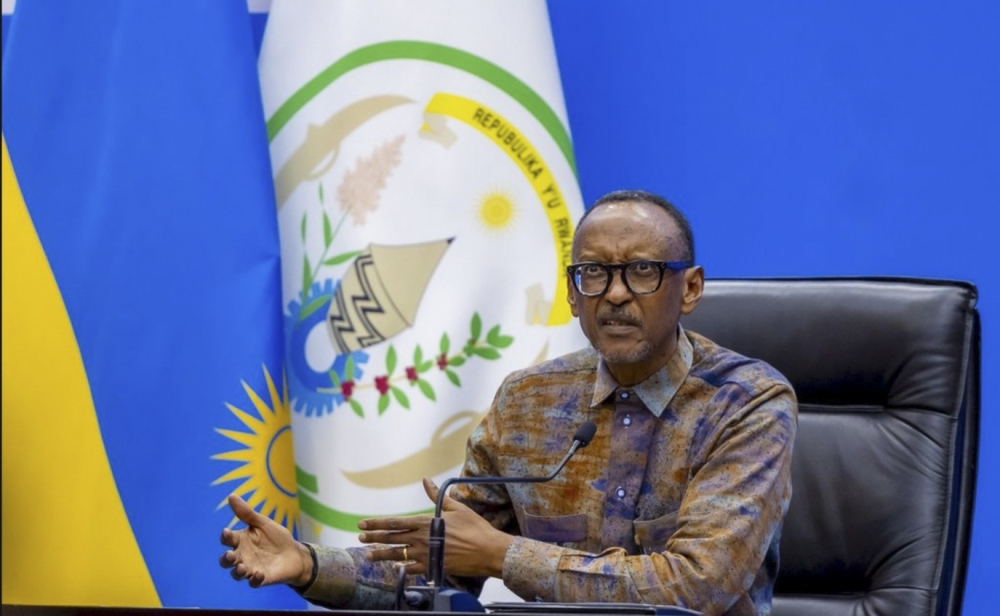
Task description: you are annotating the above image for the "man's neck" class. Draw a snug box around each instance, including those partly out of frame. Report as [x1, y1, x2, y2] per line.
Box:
[606, 340, 679, 387]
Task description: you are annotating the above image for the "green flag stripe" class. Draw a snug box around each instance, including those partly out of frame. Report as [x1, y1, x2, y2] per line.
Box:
[299, 490, 434, 532]
[267, 40, 577, 177]
[295, 465, 319, 493]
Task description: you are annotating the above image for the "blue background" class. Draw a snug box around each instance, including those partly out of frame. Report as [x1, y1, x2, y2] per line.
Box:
[3, 1, 996, 612]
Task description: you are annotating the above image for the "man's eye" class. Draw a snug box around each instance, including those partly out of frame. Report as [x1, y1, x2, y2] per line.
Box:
[631, 261, 653, 272]
[582, 265, 603, 275]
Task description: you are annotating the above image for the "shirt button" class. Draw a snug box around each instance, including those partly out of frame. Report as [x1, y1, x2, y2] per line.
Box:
[620, 391, 630, 400]
[616, 487, 626, 499]
[623, 415, 632, 426]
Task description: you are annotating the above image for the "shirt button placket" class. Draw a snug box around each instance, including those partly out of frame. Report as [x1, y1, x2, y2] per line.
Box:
[600, 387, 648, 552]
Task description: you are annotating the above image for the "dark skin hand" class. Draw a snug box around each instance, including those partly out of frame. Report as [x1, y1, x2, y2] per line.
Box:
[359, 478, 513, 579]
[219, 493, 314, 588]
[220, 479, 513, 588]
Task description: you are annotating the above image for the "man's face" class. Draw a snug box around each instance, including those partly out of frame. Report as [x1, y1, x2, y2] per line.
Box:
[567, 201, 703, 386]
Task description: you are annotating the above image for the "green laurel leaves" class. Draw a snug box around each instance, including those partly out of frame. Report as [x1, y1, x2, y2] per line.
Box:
[326, 312, 514, 417]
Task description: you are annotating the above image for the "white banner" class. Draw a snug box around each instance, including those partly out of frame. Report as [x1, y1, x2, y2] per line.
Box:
[259, 0, 586, 599]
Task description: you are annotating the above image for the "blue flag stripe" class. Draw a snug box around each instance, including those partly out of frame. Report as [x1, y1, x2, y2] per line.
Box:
[2, 1, 301, 609]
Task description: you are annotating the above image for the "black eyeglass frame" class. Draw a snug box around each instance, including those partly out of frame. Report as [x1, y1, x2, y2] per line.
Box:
[566, 260, 692, 297]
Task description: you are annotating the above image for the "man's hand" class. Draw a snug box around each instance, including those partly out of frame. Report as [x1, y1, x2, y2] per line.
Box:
[357, 478, 513, 578]
[219, 494, 314, 588]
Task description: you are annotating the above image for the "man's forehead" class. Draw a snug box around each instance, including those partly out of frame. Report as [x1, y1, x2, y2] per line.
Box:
[582, 200, 676, 228]
[574, 201, 681, 252]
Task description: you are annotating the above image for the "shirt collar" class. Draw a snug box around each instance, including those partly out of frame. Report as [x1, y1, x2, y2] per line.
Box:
[591, 324, 695, 417]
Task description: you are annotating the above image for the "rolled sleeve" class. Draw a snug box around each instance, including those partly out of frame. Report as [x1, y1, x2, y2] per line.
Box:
[296, 544, 402, 610]
[502, 536, 562, 601]
[296, 544, 357, 608]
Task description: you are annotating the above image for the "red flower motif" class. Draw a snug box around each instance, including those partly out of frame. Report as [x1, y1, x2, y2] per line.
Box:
[340, 380, 355, 401]
[406, 366, 419, 382]
[375, 375, 390, 395]
[437, 353, 449, 370]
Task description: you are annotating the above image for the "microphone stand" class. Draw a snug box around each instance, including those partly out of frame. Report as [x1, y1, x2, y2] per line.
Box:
[406, 422, 597, 612]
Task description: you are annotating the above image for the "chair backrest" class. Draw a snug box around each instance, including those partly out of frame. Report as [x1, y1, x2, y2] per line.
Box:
[680, 278, 979, 616]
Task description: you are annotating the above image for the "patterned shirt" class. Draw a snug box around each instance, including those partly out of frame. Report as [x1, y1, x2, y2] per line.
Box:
[302, 327, 797, 615]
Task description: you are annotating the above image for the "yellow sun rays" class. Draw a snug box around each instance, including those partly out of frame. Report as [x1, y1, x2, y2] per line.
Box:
[212, 365, 299, 536]
[477, 190, 518, 233]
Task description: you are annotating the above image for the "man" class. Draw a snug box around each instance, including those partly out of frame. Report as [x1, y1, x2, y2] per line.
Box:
[220, 190, 797, 615]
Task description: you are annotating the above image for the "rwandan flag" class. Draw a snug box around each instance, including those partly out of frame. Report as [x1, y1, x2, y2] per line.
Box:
[2, 1, 304, 609]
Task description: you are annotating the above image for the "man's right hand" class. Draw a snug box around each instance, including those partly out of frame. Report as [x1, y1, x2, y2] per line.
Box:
[219, 494, 314, 588]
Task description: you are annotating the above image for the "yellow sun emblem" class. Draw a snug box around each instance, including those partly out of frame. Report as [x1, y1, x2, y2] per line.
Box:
[478, 190, 518, 233]
[212, 365, 299, 536]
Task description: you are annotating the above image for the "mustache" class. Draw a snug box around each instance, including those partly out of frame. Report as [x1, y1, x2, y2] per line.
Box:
[597, 307, 642, 327]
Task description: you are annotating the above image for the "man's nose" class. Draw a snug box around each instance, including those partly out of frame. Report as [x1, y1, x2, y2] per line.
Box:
[604, 269, 633, 303]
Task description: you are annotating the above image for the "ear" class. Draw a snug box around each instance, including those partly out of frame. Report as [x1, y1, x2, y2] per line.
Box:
[680, 266, 704, 315]
[566, 273, 580, 317]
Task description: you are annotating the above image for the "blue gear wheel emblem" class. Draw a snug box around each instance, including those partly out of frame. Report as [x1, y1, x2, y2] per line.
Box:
[285, 280, 367, 417]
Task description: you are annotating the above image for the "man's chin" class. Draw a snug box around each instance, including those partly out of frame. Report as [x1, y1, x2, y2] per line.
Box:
[596, 343, 652, 367]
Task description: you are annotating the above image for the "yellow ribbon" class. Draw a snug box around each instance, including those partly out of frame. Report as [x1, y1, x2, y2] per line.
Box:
[423, 93, 574, 326]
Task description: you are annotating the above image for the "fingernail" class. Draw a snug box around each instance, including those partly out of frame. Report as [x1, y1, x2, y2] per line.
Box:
[358, 521, 367, 530]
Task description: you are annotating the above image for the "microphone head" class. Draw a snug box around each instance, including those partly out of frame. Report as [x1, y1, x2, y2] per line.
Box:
[573, 421, 597, 448]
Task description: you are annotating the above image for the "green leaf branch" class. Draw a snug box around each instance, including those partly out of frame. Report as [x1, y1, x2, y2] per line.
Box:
[316, 313, 513, 417]
[297, 182, 361, 311]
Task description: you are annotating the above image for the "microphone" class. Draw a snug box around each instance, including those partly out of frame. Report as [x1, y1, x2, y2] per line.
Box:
[409, 421, 597, 611]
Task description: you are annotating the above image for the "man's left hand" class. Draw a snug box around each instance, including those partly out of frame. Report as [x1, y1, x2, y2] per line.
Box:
[358, 477, 512, 578]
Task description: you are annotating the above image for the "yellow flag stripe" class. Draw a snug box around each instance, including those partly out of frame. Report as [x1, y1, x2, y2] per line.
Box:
[1, 135, 160, 607]
[424, 93, 574, 325]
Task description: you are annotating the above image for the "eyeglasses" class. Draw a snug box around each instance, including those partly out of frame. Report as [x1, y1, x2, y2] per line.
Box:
[567, 260, 692, 297]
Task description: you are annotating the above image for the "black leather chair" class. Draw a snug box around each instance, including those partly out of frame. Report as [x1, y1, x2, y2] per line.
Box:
[681, 278, 979, 616]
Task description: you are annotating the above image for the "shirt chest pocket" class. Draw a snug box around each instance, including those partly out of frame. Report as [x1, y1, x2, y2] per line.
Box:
[633, 510, 679, 555]
[521, 510, 589, 545]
